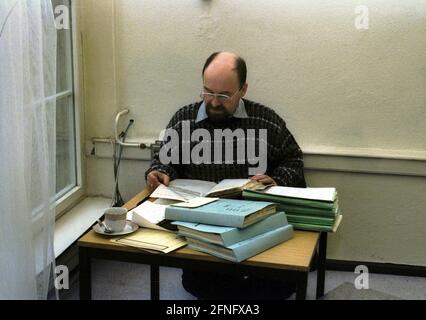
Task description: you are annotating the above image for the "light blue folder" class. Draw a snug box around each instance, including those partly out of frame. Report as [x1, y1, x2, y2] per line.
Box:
[165, 198, 277, 228]
[173, 212, 288, 247]
[187, 224, 294, 263]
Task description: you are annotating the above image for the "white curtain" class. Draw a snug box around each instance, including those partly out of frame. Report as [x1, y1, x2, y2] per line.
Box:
[0, 0, 57, 299]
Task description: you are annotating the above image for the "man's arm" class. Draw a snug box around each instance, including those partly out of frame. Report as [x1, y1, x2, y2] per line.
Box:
[268, 124, 306, 188]
[250, 174, 277, 186]
[146, 168, 172, 190]
[144, 111, 184, 185]
[145, 141, 179, 181]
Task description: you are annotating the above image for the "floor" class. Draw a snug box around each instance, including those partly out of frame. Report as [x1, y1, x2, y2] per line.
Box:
[58, 259, 426, 300]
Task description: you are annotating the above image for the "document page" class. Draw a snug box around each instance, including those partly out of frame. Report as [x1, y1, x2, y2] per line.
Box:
[169, 179, 217, 200]
[264, 186, 337, 202]
[150, 184, 187, 201]
[111, 228, 187, 253]
[151, 179, 218, 201]
[206, 179, 251, 195]
[132, 201, 168, 224]
[129, 201, 170, 231]
[170, 197, 219, 208]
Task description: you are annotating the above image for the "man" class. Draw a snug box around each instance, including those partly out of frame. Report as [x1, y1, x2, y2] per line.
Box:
[146, 52, 306, 299]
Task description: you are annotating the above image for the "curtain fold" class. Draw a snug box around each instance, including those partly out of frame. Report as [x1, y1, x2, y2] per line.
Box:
[0, 0, 57, 299]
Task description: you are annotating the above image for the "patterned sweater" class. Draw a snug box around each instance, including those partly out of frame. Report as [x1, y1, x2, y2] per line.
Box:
[146, 99, 306, 187]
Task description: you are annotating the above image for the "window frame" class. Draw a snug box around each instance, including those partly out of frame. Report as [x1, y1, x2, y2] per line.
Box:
[54, 0, 85, 219]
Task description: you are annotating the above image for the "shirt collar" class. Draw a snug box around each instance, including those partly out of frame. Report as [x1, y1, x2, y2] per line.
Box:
[195, 99, 249, 123]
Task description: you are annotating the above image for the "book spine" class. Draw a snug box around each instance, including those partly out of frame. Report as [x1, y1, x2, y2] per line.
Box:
[165, 207, 243, 228]
[286, 214, 335, 226]
[289, 222, 333, 232]
[277, 204, 337, 217]
[229, 225, 294, 262]
[178, 230, 223, 246]
[187, 242, 239, 262]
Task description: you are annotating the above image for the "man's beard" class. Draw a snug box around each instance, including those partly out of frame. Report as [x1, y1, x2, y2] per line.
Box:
[206, 103, 233, 123]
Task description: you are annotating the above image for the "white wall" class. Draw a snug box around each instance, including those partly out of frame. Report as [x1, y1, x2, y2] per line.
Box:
[79, 0, 426, 266]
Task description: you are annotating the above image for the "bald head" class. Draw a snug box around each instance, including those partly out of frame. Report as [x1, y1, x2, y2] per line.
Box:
[202, 52, 247, 89]
[201, 52, 248, 123]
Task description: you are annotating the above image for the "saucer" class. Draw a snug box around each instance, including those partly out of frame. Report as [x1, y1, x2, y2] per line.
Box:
[93, 220, 139, 236]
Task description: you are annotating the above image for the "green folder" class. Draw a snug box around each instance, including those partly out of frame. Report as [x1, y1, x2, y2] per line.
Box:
[243, 190, 337, 211]
[277, 204, 337, 217]
[286, 213, 335, 226]
[289, 214, 343, 233]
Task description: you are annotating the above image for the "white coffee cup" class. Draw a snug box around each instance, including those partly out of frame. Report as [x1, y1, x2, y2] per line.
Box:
[103, 207, 128, 232]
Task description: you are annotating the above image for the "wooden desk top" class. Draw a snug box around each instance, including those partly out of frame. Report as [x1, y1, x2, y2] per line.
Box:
[78, 187, 320, 272]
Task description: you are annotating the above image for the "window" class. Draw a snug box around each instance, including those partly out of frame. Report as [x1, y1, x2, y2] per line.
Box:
[52, 0, 82, 216]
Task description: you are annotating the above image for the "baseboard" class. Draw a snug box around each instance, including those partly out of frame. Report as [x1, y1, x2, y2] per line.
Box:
[326, 259, 426, 278]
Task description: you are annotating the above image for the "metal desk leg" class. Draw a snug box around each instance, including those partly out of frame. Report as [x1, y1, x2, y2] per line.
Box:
[151, 265, 160, 300]
[295, 272, 308, 300]
[316, 232, 327, 299]
[79, 247, 92, 300]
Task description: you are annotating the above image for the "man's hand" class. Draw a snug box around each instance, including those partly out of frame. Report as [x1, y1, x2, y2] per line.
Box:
[147, 170, 171, 191]
[250, 174, 277, 186]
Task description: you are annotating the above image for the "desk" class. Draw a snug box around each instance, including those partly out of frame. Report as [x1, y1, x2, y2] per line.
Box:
[78, 189, 327, 300]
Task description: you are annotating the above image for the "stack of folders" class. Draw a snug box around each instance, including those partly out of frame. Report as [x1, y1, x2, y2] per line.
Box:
[243, 186, 343, 233]
[164, 199, 294, 263]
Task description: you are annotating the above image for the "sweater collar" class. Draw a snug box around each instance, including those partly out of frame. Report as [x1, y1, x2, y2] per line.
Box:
[195, 99, 248, 123]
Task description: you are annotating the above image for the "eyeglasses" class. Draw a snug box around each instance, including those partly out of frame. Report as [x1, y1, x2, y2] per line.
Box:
[200, 89, 241, 103]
